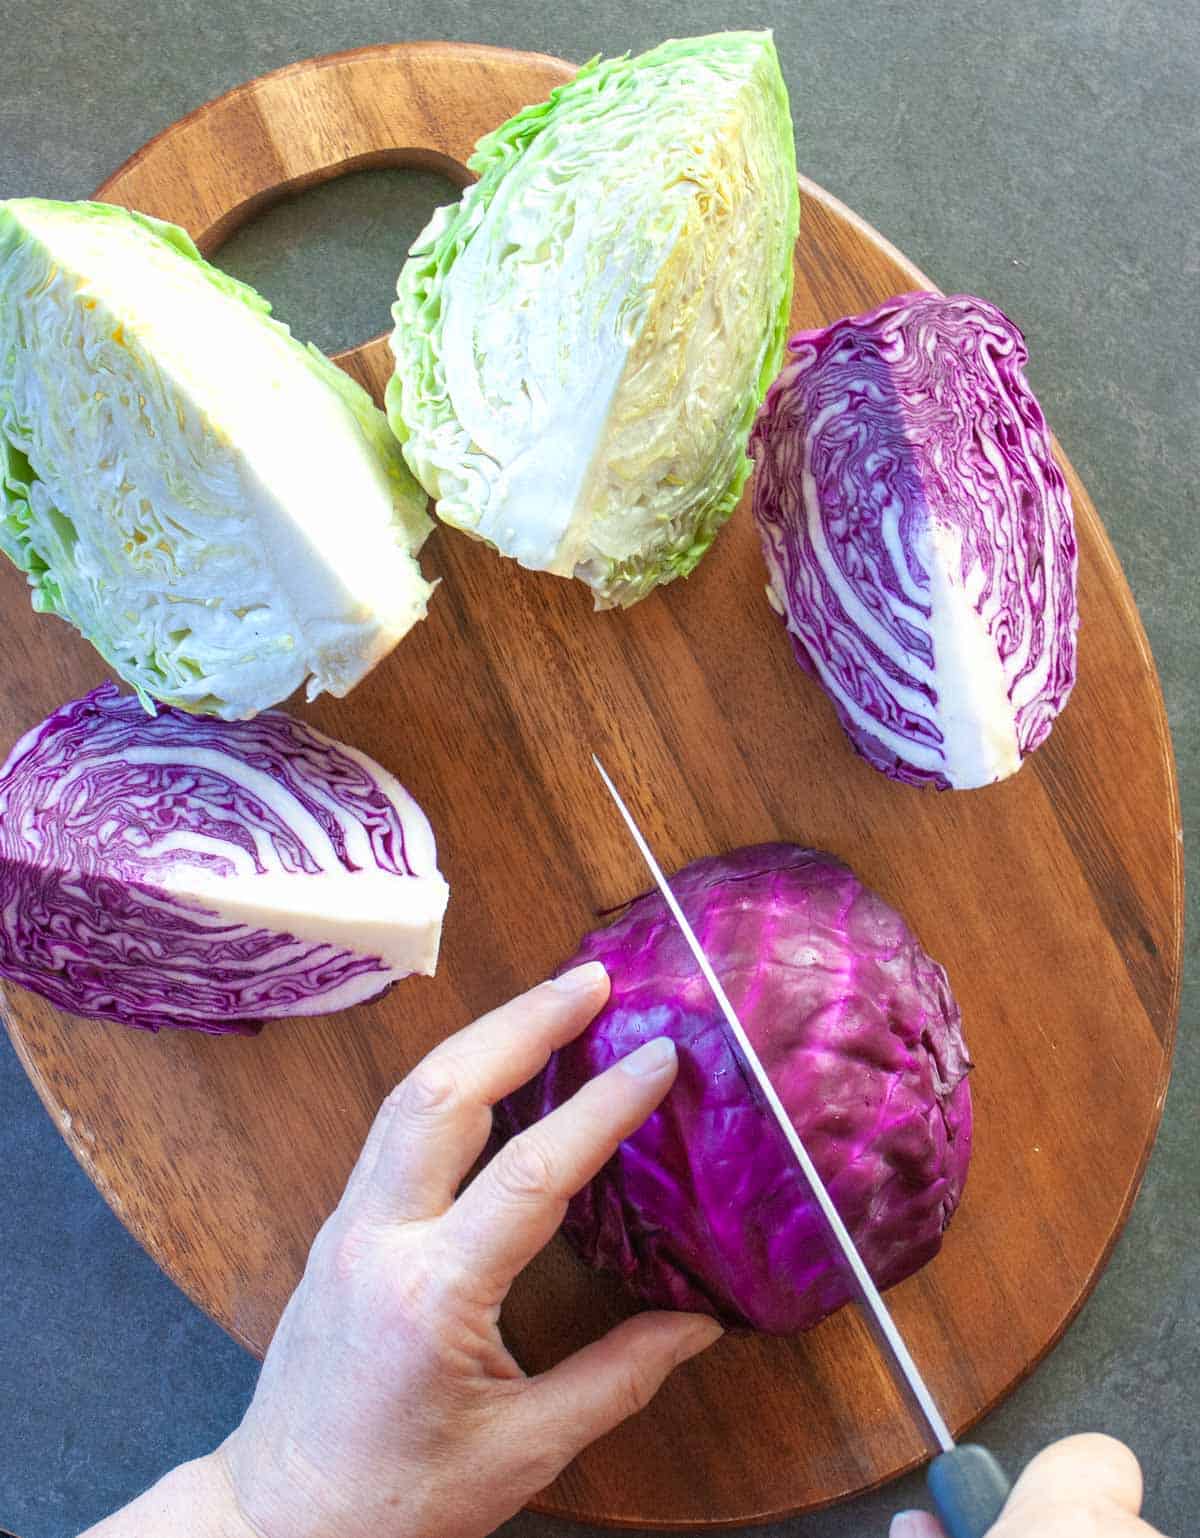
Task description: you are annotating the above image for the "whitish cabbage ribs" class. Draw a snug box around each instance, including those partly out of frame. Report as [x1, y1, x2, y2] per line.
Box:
[0, 199, 434, 719]
[388, 31, 799, 608]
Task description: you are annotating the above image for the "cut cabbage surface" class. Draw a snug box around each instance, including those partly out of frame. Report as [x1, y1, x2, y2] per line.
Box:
[388, 32, 799, 608]
[0, 198, 434, 719]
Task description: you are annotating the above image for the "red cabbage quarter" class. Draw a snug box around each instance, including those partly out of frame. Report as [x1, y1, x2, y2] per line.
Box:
[497, 844, 971, 1333]
[750, 292, 1078, 790]
[0, 684, 448, 1034]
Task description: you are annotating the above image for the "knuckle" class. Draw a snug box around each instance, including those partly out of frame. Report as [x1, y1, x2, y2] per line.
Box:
[389, 1259, 440, 1322]
[392, 1234, 463, 1312]
[306, 1208, 340, 1259]
[302, 1207, 384, 1292]
[381, 1251, 481, 1363]
[610, 1364, 656, 1422]
[305, 1206, 351, 1266]
[493, 1134, 558, 1204]
[398, 1058, 461, 1119]
[327, 1215, 382, 1283]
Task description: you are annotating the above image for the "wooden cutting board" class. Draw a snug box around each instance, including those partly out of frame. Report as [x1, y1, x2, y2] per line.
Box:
[1, 42, 1182, 1529]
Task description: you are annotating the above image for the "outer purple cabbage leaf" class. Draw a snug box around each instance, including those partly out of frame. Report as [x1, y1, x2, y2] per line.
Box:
[750, 292, 1079, 791]
[497, 844, 971, 1333]
[0, 684, 448, 1034]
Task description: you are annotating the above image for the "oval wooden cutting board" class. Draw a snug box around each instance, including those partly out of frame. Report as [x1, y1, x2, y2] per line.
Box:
[1, 42, 1182, 1529]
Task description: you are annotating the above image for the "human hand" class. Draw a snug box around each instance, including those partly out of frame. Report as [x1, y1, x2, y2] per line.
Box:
[890, 1434, 1165, 1537]
[216, 963, 722, 1538]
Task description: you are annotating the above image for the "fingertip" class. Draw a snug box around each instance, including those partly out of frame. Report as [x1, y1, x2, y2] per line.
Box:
[673, 1311, 725, 1360]
[524, 1307, 724, 1448]
[538, 962, 611, 1041]
[549, 960, 609, 996]
[618, 1035, 677, 1078]
[474, 965, 609, 1059]
[617, 1308, 723, 1366]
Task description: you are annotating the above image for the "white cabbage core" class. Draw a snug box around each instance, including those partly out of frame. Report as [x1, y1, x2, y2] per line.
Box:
[177, 869, 449, 978]
[762, 431, 1022, 791]
[918, 522, 1022, 786]
[90, 735, 447, 980]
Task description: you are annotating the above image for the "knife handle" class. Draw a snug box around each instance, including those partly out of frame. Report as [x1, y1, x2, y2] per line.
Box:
[927, 1444, 1011, 1537]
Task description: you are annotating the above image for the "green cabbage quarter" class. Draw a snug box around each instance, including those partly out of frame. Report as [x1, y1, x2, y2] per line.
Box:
[0, 199, 434, 719]
[387, 32, 799, 608]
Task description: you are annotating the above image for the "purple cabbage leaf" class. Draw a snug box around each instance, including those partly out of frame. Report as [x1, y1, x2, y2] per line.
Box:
[751, 292, 1078, 790]
[0, 684, 448, 1034]
[497, 843, 972, 1333]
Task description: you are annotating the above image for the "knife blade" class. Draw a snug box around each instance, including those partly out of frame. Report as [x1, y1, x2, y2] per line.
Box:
[592, 755, 1011, 1538]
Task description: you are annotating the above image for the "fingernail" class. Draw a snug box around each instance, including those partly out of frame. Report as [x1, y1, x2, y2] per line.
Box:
[889, 1513, 937, 1538]
[551, 960, 608, 993]
[619, 1036, 677, 1076]
[684, 1316, 724, 1352]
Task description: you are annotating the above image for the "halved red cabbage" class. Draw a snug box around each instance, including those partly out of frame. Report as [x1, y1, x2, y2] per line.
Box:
[0, 684, 448, 1034]
[751, 292, 1078, 790]
[497, 844, 972, 1333]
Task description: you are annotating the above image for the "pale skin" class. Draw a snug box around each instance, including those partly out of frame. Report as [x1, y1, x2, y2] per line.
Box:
[81, 964, 1165, 1538]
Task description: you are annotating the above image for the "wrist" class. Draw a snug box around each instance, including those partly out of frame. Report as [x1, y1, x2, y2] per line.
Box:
[205, 1447, 270, 1538]
[80, 1449, 263, 1538]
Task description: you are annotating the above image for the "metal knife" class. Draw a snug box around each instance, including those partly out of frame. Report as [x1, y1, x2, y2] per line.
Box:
[593, 755, 1011, 1538]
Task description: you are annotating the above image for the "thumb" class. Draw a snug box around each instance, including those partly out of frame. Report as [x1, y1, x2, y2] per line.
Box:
[994, 1434, 1154, 1533]
[520, 1310, 723, 1458]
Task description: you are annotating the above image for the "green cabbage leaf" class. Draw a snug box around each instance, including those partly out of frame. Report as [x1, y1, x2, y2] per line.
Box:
[0, 198, 434, 718]
[387, 31, 799, 608]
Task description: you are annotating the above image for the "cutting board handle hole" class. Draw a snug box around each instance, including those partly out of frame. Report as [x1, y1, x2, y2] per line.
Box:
[206, 157, 469, 358]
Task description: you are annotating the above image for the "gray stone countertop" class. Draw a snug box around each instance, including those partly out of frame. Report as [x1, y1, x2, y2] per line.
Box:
[1, 2, 1196, 1535]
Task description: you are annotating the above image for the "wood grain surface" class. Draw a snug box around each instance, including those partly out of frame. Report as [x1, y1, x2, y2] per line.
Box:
[0, 42, 1182, 1529]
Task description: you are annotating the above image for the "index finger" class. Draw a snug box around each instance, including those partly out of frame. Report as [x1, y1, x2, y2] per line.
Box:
[442, 1034, 679, 1299]
[344, 962, 610, 1221]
